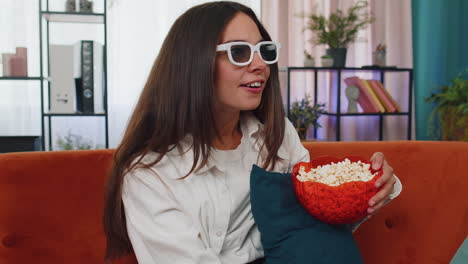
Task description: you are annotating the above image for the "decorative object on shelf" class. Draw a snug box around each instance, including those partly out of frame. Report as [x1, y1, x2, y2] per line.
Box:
[1, 53, 14, 76]
[321, 55, 333, 67]
[1, 47, 28, 77]
[345, 85, 360, 113]
[303, 51, 315, 67]
[304, 0, 375, 67]
[65, 0, 76, 12]
[56, 131, 101, 150]
[289, 96, 326, 140]
[65, 0, 93, 13]
[74, 40, 105, 114]
[425, 70, 468, 141]
[372, 44, 386, 66]
[11, 47, 28, 77]
[49, 44, 76, 113]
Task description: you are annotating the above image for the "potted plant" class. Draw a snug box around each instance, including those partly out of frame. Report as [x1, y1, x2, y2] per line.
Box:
[289, 97, 326, 140]
[321, 54, 334, 67]
[303, 51, 315, 67]
[305, 0, 375, 67]
[56, 131, 102, 150]
[425, 70, 468, 141]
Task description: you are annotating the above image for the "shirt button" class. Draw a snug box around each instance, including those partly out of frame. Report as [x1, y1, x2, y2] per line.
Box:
[216, 230, 223, 237]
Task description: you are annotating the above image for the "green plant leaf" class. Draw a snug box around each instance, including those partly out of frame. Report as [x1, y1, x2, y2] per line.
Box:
[56, 131, 98, 150]
[288, 96, 326, 133]
[425, 69, 468, 140]
[305, 0, 375, 48]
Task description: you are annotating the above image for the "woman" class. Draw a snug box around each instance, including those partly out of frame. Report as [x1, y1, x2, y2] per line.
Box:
[103, 2, 401, 263]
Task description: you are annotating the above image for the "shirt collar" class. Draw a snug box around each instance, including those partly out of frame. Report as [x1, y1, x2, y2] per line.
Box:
[168, 112, 264, 178]
[242, 111, 263, 141]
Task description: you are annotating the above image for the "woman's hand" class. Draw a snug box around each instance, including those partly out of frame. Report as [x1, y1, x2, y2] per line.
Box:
[367, 152, 396, 219]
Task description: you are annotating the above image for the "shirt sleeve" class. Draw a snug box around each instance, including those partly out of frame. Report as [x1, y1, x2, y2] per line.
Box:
[122, 167, 222, 264]
[389, 174, 402, 200]
[284, 117, 310, 166]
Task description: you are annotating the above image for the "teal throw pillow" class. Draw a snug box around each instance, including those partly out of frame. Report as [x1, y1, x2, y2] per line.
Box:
[451, 236, 468, 264]
[250, 165, 363, 264]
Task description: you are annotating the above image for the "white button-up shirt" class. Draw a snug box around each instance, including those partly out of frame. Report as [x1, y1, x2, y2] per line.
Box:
[122, 113, 402, 264]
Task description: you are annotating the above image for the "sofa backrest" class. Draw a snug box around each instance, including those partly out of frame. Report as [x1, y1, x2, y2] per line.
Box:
[0, 141, 467, 263]
[0, 149, 115, 263]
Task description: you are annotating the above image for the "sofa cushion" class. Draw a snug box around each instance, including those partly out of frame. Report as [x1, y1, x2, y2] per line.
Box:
[249, 165, 363, 264]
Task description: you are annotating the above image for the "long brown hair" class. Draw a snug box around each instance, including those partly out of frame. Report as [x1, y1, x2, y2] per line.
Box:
[103, 1, 285, 260]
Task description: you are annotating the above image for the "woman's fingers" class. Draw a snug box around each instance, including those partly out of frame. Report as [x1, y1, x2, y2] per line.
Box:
[368, 175, 396, 213]
[370, 152, 384, 170]
[375, 160, 394, 188]
[367, 152, 396, 217]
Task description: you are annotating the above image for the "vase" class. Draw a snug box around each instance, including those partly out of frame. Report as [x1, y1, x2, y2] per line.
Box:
[372, 51, 386, 66]
[326, 48, 347, 67]
[80, 0, 93, 13]
[303, 57, 315, 67]
[65, 0, 93, 12]
[296, 127, 308, 140]
[321, 58, 333, 67]
[65, 0, 76, 12]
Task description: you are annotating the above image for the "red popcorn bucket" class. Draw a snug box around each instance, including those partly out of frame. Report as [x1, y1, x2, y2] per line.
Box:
[291, 156, 383, 225]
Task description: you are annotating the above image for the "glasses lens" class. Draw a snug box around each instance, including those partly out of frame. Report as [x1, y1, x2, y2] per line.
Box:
[259, 43, 278, 62]
[230, 44, 251, 63]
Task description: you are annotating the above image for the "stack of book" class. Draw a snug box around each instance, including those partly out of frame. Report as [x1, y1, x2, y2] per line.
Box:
[344, 76, 401, 113]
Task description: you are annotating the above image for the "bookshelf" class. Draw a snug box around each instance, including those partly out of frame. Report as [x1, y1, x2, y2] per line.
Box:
[0, 77, 42, 81]
[42, 11, 105, 23]
[0, 4, 43, 151]
[39, 0, 109, 150]
[286, 67, 413, 141]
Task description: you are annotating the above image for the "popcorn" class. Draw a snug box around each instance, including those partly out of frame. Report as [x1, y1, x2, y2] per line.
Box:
[296, 158, 377, 186]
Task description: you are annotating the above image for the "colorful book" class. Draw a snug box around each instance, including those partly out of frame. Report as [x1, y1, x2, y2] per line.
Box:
[367, 80, 397, 112]
[362, 79, 385, 112]
[374, 80, 401, 112]
[344, 76, 380, 113]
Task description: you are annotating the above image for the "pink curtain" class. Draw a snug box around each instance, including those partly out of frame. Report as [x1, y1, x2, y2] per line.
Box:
[261, 0, 413, 141]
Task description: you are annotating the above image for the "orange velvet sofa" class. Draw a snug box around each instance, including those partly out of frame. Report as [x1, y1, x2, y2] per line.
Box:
[1, 141, 467, 264]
